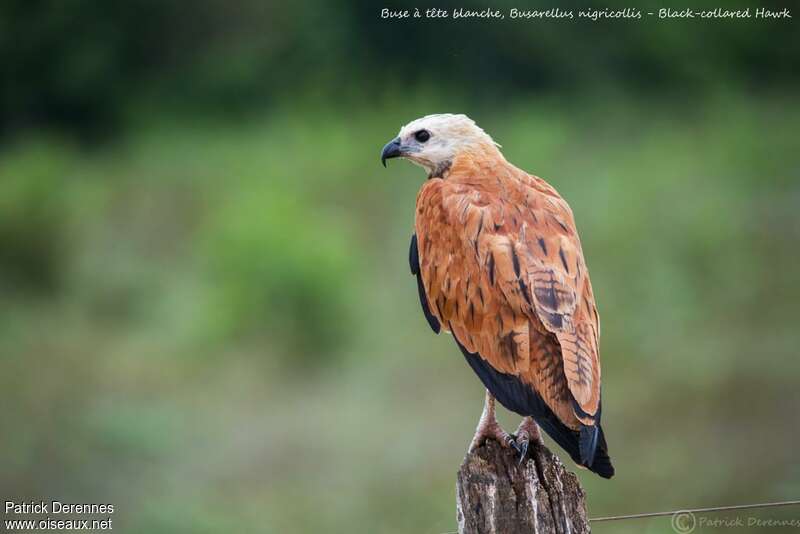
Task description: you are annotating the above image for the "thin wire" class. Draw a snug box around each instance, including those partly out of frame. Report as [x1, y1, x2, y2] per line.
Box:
[590, 499, 800, 522]
[439, 500, 800, 533]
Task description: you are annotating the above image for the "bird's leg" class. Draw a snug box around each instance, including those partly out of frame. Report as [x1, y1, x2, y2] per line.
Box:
[513, 417, 543, 463]
[469, 390, 517, 453]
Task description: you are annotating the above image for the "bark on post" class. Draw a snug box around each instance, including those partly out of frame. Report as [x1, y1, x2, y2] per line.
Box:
[456, 440, 590, 534]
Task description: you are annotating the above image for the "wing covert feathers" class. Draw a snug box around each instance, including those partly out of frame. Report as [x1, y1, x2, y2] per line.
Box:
[413, 152, 604, 428]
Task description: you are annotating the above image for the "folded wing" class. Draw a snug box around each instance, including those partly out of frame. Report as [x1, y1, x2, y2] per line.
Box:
[412, 161, 610, 476]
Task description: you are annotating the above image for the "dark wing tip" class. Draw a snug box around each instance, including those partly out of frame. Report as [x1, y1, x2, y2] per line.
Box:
[581, 423, 614, 478]
[579, 424, 599, 466]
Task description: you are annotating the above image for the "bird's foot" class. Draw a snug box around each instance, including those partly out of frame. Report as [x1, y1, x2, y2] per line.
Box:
[468, 419, 517, 454]
[512, 417, 542, 464]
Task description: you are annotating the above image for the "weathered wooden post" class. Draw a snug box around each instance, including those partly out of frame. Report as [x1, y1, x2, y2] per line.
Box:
[456, 440, 590, 534]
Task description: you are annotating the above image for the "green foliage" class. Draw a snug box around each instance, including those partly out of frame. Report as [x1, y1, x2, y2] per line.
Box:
[2, 0, 798, 136]
[0, 140, 77, 294]
[200, 184, 357, 361]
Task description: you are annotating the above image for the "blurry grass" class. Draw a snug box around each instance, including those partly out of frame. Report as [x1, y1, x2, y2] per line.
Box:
[1, 91, 799, 533]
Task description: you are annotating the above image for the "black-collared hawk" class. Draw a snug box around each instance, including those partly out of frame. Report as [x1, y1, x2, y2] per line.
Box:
[381, 114, 614, 478]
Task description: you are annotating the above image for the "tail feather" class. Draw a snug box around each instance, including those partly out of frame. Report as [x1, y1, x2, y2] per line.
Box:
[589, 446, 615, 478]
[579, 424, 599, 466]
[583, 424, 614, 478]
[541, 420, 614, 478]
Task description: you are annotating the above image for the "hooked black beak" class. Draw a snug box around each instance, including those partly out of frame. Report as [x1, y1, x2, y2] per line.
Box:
[381, 137, 403, 167]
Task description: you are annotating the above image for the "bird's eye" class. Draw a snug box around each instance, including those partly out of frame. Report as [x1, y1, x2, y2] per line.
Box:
[414, 129, 431, 143]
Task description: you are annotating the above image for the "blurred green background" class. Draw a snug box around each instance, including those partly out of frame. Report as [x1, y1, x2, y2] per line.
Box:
[1, 1, 799, 532]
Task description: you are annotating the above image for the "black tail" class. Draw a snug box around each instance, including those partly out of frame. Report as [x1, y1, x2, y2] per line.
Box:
[541, 418, 614, 479]
[588, 445, 615, 479]
[580, 423, 614, 478]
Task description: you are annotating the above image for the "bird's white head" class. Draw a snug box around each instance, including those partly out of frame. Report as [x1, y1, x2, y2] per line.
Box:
[381, 114, 500, 177]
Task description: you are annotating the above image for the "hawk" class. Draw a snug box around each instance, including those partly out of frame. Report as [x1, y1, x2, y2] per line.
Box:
[381, 114, 614, 478]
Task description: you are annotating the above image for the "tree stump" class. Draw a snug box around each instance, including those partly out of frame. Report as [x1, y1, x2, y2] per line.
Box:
[456, 440, 590, 534]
